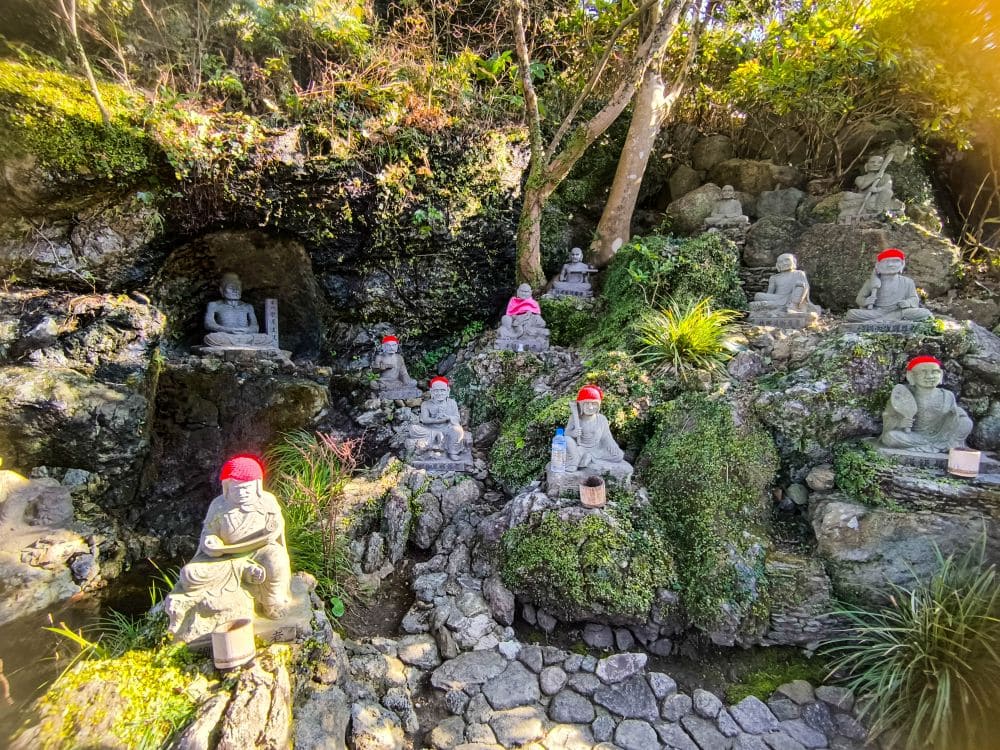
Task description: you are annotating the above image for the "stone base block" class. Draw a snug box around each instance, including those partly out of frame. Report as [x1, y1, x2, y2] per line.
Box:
[195, 345, 291, 362]
[378, 386, 422, 401]
[747, 313, 819, 329]
[868, 440, 1000, 475]
[496, 337, 549, 353]
[545, 464, 632, 498]
[406, 446, 474, 473]
[839, 321, 921, 334]
[545, 285, 594, 299]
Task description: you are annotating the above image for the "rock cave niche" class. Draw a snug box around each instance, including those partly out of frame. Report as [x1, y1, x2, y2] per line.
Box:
[152, 230, 326, 360]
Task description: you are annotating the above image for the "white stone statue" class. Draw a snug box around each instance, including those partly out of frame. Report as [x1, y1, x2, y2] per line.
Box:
[165, 455, 292, 643]
[838, 154, 904, 223]
[564, 385, 632, 480]
[845, 248, 932, 323]
[879, 356, 973, 452]
[406, 376, 471, 466]
[549, 247, 597, 298]
[203, 272, 278, 350]
[704, 185, 749, 229]
[748, 253, 821, 321]
[497, 283, 550, 351]
[374, 334, 420, 399]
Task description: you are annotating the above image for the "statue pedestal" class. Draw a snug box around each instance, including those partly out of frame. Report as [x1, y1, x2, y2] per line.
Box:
[546, 283, 594, 300]
[496, 336, 549, 353]
[545, 464, 632, 499]
[406, 445, 474, 473]
[868, 440, 1000, 474]
[195, 345, 292, 363]
[747, 313, 819, 329]
[377, 385, 422, 401]
[840, 321, 921, 334]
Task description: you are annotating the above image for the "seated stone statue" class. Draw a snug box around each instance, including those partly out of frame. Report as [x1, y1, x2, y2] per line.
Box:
[704, 185, 750, 228]
[165, 455, 292, 642]
[550, 247, 597, 298]
[407, 377, 470, 463]
[374, 334, 419, 398]
[845, 248, 932, 323]
[203, 272, 277, 349]
[748, 254, 821, 318]
[879, 356, 973, 452]
[497, 283, 550, 351]
[565, 385, 632, 480]
[838, 154, 904, 222]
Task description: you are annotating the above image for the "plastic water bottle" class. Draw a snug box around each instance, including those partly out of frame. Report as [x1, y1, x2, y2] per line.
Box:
[550, 428, 567, 473]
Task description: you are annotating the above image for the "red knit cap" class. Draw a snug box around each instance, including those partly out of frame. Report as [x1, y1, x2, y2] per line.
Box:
[382, 335, 399, 344]
[576, 385, 604, 402]
[220, 454, 264, 482]
[907, 355, 941, 371]
[877, 248, 906, 262]
[429, 376, 449, 388]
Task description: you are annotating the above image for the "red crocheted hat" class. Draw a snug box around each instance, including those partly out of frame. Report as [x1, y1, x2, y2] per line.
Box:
[220, 454, 264, 482]
[429, 376, 449, 388]
[907, 355, 941, 371]
[381, 335, 399, 344]
[877, 248, 906, 262]
[576, 385, 604, 402]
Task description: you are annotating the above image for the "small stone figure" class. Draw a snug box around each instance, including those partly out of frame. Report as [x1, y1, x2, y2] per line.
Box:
[203, 273, 278, 350]
[374, 334, 420, 400]
[165, 455, 292, 643]
[564, 385, 632, 480]
[838, 154, 904, 223]
[497, 283, 550, 352]
[879, 356, 973, 452]
[549, 247, 597, 299]
[704, 185, 750, 229]
[845, 248, 932, 325]
[406, 376, 472, 468]
[748, 253, 821, 325]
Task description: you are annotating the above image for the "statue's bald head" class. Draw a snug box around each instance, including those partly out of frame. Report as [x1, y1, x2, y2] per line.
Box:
[220, 273, 242, 298]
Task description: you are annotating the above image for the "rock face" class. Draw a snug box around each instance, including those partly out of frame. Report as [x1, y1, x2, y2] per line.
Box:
[707, 159, 802, 195]
[743, 216, 806, 267]
[664, 183, 724, 234]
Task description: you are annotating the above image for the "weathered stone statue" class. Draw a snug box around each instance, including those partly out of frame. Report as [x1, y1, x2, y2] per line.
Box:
[748, 253, 821, 326]
[203, 273, 279, 350]
[406, 376, 472, 469]
[838, 154, 904, 223]
[165, 455, 292, 643]
[497, 283, 550, 352]
[879, 356, 973, 452]
[374, 334, 420, 400]
[845, 248, 932, 326]
[549, 247, 597, 299]
[704, 185, 750, 229]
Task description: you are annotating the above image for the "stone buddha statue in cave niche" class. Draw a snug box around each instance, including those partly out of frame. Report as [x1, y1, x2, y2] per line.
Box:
[203, 272, 278, 349]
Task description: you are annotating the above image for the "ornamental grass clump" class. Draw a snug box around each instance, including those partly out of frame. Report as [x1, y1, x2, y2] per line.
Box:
[823, 543, 1000, 750]
[634, 297, 741, 381]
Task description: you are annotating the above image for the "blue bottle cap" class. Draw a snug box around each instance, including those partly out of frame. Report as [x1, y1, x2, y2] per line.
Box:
[556, 428, 564, 436]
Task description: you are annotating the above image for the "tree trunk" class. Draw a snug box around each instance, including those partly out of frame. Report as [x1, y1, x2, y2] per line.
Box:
[59, 0, 111, 126]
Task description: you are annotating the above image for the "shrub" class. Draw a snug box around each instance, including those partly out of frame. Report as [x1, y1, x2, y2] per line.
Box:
[539, 296, 593, 348]
[634, 297, 741, 382]
[833, 442, 897, 509]
[823, 542, 1000, 750]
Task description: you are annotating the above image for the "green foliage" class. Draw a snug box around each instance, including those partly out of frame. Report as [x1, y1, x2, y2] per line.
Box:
[489, 394, 568, 493]
[823, 541, 1000, 750]
[724, 648, 830, 704]
[634, 297, 741, 383]
[539, 296, 593, 348]
[266, 430, 357, 613]
[640, 393, 778, 627]
[833, 443, 898, 509]
[501, 492, 676, 619]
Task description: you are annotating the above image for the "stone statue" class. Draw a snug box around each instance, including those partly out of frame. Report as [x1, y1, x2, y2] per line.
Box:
[879, 356, 973, 452]
[564, 385, 632, 481]
[704, 185, 750, 229]
[497, 283, 550, 352]
[165, 455, 292, 643]
[748, 253, 821, 323]
[374, 334, 420, 400]
[845, 248, 932, 324]
[838, 154, 904, 222]
[549, 247, 597, 298]
[203, 273, 277, 349]
[406, 376, 472, 467]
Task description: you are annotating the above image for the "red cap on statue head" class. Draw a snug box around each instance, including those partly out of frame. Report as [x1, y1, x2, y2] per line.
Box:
[220, 454, 265, 483]
[877, 248, 906, 262]
[382, 335, 399, 344]
[907, 355, 941, 371]
[576, 385, 604, 402]
[429, 376, 449, 388]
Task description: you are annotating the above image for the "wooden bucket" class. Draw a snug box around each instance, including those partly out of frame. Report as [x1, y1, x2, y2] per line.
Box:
[212, 618, 255, 670]
[947, 448, 981, 478]
[579, 476, 607, 508]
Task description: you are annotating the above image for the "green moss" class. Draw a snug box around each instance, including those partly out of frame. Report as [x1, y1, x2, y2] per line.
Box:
[639, 393, 778, 627]
[539, 296, 593, 348]
[0, 60, 151, 181]
[833, 442, 899, 509]
[501, 492, 676, 619]
[724, 648, 830, 703]
[489, 393, 568, 492]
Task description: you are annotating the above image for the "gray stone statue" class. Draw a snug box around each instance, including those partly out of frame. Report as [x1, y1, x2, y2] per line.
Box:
[879, 356, 973, 452]
[203, 273, 278, 350]
[374, 334, 420, 400]
[549, 247, 597, 298]
[165, 455, 292, 643]
[748, 253, 821, 325]
[406, 377, 472, 469]
[838, 154, 904, 223]
[497, 283, 550, 352]
[704, 185, 750, 229]
[845, 249, 932, 324]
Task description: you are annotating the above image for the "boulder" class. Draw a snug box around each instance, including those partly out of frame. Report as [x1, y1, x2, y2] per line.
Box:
[669, 164, 703, 202]
[757, 188, 805, 218]
[693, 135, 735, 172]
[791, 223, 892, 312]
[664, 184, 722, 235]
[349, 701, 404, 750]
[743, 216, 806, 267]
[708, 159, 803, 195]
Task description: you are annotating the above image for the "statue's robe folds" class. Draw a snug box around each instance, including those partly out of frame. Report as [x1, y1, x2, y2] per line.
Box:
[879, 384, 973, 452]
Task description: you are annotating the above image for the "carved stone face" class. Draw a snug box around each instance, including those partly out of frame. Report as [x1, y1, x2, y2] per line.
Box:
[516, 283, 533, 299]
[721, 185, 735, 199]
[382, 341, 399, 355]
[776, 254, 796, 272]
[570, 247, 584, 263]
[876, 257, 905, 275]
[430, 383, 449, 401]
[579, 399, 601, 416]
[220, 274, 243, 301]
[223, 479, 259, 509]
[866, 156, 884, 172]
[907, 363, 943, 389]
